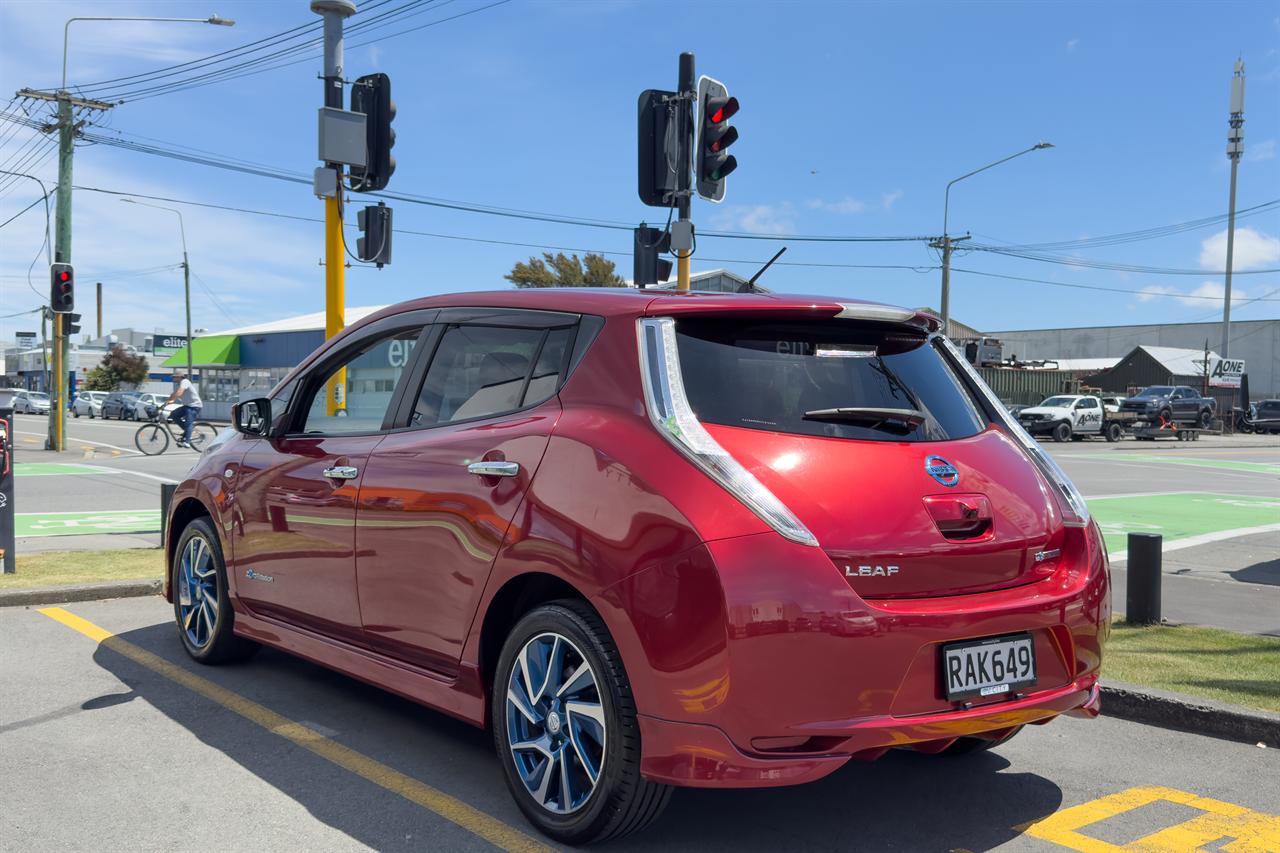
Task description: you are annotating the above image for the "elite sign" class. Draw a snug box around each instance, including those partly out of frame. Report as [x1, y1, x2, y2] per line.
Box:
[1208, 357, 1246, 388]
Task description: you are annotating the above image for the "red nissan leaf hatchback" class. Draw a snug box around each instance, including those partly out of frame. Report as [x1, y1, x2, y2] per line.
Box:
[166, 288, 1108, 844]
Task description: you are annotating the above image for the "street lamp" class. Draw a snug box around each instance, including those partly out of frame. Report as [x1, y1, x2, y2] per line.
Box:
[63, 15, 236, 89]
[120, 199, 193, 381]
[935, 142, 1054, 331]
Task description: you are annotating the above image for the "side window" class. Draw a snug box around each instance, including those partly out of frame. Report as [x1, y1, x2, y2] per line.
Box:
[412, 324, 572, 426]
[298, 327, 422, 435]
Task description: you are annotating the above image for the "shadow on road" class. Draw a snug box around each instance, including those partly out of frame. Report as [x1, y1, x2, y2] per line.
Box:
[1230, 557, 1280, 587]
[93, 622, 1063, 852]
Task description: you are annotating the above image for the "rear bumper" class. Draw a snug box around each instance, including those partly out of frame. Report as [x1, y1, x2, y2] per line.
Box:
[639, 676, 1101, 788]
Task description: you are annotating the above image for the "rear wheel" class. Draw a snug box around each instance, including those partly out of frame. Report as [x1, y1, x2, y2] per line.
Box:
[135, 423, 170, 455]
[188, 422, 217, 451]
[172, 517, 258, 664]
[941, 725, 1024, 756]
[493, 601, 672, 845]
[1105, 422, 1123, 442]
[1052, 421, 1072, 443]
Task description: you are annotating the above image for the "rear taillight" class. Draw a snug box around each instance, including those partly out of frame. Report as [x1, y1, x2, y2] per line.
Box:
[638, 317, 818, 547]
[937, 338, 1091, 527]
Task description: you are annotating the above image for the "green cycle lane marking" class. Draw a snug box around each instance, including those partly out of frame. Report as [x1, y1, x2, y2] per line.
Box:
[16, 509, 161, 538]
[13, 462, 115, 477]
[1087, 492, 1280, 554]
[1094, 454, 1280, 476]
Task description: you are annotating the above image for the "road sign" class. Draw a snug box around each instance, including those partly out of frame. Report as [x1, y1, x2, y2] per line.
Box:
[1208, 356, 1245, 388]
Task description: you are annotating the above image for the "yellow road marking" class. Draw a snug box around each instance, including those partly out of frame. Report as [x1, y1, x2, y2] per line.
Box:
[38, 607, 555, 853]
[1024, 785, 1280, 852]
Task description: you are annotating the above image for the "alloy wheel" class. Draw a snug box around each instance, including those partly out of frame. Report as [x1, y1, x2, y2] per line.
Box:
[176, 535, 219, 649]
[506, 632, 607, 815]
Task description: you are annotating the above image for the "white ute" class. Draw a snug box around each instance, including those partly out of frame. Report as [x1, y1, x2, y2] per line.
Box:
[1016, 394, 1122, 442]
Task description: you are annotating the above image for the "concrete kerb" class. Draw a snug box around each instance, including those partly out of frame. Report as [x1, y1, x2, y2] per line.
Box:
[0, 579, 161, 608]
[1101, 680, 1279, 748]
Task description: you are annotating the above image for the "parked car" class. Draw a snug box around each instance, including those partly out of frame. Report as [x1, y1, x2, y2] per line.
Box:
[1240, 399, 1280, 434]
[132, 392, 167, 420]
[1118, 385, 1215, 427]
[72, 390, 107, 418]
[11, 389, 51, 414]
[1017, 394, 1123, 442]
[101, 391, 142, 420]
[164, 290, 1109, 844]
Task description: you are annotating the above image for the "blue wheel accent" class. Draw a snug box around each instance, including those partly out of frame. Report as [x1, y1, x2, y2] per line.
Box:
[506, 632, 606, 815]
[176, 535, 218, 649]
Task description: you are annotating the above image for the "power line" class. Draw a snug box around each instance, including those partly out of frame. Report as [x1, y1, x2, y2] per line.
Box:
[964, 243, 1279, 276]
[951, 267, 1280, 302]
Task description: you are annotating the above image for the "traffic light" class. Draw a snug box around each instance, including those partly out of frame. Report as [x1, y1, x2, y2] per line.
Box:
[66, 313, 82, 336]
[633, 224, 672, 287]
[357, 202, 393, 268]
[350, 73, 396, 191]
[696, 76, 738, 202]
[49, 262, 74, 313]
[638, 88, 681, 207]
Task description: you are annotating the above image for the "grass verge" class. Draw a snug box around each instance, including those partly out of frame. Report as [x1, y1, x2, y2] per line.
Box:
[1105, 621, 1280, 713]
[1, 549, 163, 589]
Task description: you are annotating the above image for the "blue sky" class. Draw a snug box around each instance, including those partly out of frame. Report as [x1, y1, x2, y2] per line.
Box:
[2, 0, 1278, 344]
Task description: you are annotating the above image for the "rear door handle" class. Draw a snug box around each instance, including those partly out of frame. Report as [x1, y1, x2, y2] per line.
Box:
[322, 465, 359, 480]
[467, 460, 519, 478]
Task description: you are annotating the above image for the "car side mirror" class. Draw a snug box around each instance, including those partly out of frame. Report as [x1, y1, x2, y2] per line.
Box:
[233, 397, 272, 437]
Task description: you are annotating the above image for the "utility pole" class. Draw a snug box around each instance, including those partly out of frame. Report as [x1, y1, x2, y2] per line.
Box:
[96, 281, 102, 339]
[930, 233, 971, 335]
[313, 0, 356, 414]
[1222, 59, 1245, 359]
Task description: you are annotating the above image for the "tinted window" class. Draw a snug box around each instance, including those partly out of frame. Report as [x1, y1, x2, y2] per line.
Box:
[412, 324, 570, 426]
[1140, 386, 1173, 396]
[1077, 398, 1098, 409]
[299, 327, 421, 434]
[675, 319, 986, 442]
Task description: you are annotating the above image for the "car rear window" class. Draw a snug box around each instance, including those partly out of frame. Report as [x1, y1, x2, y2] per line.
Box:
[674, 318, 987, 442]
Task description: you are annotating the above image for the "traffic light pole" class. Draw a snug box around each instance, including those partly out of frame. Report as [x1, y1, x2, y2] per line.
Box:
[314, 0, 354, 416]
[675, 53, 695, 293]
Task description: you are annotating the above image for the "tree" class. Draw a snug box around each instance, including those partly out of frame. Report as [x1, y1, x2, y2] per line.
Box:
[504, 252, 624, 288]
[84, 348, 150, 391]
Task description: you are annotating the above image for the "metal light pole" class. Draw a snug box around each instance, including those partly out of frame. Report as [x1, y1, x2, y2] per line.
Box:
[34, 12, 234, 452]
[934, 142, 1054, 334]
[1222, 59, 1246, 359]
[120, 199, 192, 380]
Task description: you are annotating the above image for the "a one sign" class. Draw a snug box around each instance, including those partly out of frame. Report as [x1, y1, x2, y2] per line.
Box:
[153, 335, 188, 357]
[1208, 356, 1245, 388]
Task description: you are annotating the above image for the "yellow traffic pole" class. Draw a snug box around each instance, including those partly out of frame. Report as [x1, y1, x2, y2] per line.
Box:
[324, 191, 346, 416]
[676, 249, 690, 291]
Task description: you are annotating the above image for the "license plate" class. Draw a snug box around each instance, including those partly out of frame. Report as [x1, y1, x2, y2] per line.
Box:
[942, 633, 1036, 701]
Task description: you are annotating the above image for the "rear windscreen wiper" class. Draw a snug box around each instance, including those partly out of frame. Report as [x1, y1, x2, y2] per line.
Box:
[802, 407, 927, 432]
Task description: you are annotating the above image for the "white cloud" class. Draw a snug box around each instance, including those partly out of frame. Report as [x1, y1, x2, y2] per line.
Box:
[805, 196, 866, 215]
[709, 203, 796, 235]
[1198, 227, 1280, 271]
[880, 189, 903, 211]
[1247, 138, 1276, 162]
[1137, 281, 1251, 308]
[1066, 38, 1079, 52]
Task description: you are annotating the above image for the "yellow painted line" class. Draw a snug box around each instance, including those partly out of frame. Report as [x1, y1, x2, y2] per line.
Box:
[38, 607, 555, 853]
[1023, 785, 1280, 852]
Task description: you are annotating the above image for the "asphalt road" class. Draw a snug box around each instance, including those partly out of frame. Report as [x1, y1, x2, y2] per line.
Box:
[6, 415, 1278, 633]
[3, 597, 1277, 853]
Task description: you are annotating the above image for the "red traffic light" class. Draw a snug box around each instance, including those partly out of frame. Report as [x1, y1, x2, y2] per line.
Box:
[709, 96, 739, 125]
[59, 270, 71, 282]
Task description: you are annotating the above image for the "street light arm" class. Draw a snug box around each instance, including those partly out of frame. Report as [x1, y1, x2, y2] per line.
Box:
[63, 16, 235, 90]
[942, 143, 1053, 237]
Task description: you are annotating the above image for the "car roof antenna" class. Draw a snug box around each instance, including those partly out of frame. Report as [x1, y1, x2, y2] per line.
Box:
[744, 247, 787, 291]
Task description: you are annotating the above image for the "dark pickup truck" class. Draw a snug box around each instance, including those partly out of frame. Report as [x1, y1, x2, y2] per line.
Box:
[1119, 385, 1216, 428]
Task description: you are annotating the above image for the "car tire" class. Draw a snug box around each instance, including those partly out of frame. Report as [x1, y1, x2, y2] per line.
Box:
[941, 725, 1024, 756]
[492, 600, 672, 845]
[72, 409, 79, 417]
[1158, 408, 1173, 425]
[172, 517, 259, 665]
[1105, 422, 1123, 442]
[1198, 409, 1212, 429]
[1052, 422, 1072, 443]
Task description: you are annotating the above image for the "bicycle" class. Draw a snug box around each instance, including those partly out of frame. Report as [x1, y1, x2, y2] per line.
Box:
[134, 405, 218, 455]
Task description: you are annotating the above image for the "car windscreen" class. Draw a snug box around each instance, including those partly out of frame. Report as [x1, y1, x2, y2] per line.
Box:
[674, 318, 987, 442]
[1040, 396, 1075, 408]
[1137, 386, 1173, 397]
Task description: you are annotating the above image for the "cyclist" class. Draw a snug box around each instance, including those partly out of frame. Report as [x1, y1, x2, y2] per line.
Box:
[163, 369, 203, 448]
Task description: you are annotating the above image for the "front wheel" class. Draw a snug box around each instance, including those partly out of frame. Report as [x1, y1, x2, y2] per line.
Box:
[73, 409, 80, 418]
[1052, 421, 1072, 443]
[189, 422, 217, 451]
[1198, 409, 1213, 429]
[135, 423, 170, 455]
[173, 517, 258, 664]
[493, 601, 672, 845]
